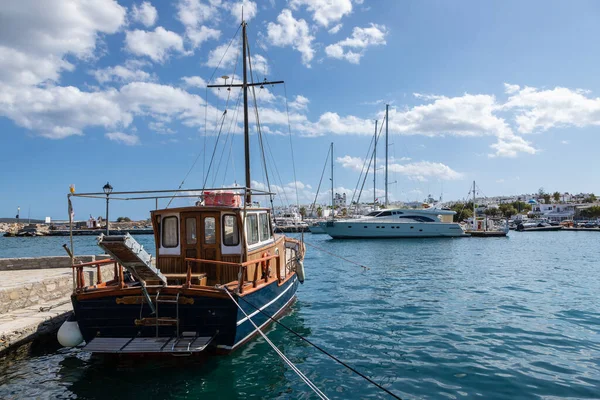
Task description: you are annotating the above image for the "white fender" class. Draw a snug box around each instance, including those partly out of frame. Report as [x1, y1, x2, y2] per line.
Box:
[295, 259, 305, 284]
[57, 317, 84, 347]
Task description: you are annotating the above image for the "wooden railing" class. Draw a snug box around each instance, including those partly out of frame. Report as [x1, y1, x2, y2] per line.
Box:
[185, 254, 281, 293]
[71, 258, 122, 291]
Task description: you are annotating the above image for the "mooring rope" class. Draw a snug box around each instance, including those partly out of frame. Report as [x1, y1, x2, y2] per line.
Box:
[223, 289, 329, 399]
[303, 241, 370, 270]
[236, 294, 403, 400]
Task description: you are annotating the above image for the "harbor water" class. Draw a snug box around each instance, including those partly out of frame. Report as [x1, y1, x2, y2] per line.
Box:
[0, 232, 599, 399]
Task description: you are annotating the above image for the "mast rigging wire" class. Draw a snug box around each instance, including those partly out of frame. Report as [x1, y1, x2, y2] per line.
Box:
[284, 82, 300, 209]
[167, 26, 242, 208]
[354, 116, 386, 211]
[309, 146, 332, 217]
[223, 289, 329, 400]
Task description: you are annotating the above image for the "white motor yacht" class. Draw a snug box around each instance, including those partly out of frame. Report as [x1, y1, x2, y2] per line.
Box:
[319, 207, 466, 238]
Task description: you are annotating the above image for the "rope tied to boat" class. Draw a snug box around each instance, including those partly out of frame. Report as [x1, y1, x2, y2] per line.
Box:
[303, 241, 370, 270]
[235, 294, 403, 399]
[222, 288, 330, 399]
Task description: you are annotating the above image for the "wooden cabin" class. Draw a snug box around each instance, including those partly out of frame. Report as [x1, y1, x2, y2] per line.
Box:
[150, 204, 296, 289]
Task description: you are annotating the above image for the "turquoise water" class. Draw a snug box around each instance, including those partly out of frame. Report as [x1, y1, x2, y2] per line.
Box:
[1, 232, 599, 399]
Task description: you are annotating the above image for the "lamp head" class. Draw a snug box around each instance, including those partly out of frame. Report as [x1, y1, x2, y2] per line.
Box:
[103, 182, 113, 195]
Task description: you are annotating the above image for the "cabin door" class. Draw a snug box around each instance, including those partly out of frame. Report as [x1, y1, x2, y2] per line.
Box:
[181, 213, 200, 263]
[181, 212, 221, 280]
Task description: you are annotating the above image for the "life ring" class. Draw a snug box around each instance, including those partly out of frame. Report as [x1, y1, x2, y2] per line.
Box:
[261, 251, 270, 279]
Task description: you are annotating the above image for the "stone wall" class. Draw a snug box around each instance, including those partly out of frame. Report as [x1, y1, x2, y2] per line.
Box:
[0, 265, 115, 315]
[0, 255, 110, 271]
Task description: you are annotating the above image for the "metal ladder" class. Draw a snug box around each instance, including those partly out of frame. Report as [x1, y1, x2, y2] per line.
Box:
[154, 290, 180, 338]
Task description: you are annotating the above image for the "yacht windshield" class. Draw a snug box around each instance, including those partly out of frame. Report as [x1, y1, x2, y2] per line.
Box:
[366, 211, 381, 217]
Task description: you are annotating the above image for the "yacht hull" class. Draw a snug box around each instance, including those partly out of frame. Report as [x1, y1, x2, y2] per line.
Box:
[320, 221, 466, 238]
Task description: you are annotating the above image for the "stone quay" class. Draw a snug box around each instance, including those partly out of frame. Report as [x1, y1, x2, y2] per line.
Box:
[0, 255, 112, 355]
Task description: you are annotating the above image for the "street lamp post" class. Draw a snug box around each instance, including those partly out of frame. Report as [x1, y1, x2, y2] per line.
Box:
[103, 182, 113, 235]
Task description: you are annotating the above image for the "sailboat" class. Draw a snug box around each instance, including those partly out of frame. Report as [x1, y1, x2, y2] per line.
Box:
[57, 19, 306, 355]
[307, 142, 334, 234]
[466, 181, 509, 237]
[319, 105, 466, 238]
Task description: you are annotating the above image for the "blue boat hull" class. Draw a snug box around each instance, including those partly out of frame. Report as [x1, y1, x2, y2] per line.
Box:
[72, 276, 299, 352]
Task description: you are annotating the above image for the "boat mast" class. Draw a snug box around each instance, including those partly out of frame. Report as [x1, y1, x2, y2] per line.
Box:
[330, 142, 334, 220]
[242, 21, 251, 205]
[473, 180, 476, 230]
[373, 120, 378, 209]
[207, 20, 284, 205]
[385, 104, 389, 207]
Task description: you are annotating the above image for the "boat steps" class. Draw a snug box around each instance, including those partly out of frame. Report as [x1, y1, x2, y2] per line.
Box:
[83, 333, 215, 354]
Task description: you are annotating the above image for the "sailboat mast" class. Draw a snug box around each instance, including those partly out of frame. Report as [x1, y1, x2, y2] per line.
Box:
[242, 21, 251, 205]
[473, 180, 476, 230]
[373, 120, 378, 208]
[330, 142, 334, 220]
[385, 104, 389, 207]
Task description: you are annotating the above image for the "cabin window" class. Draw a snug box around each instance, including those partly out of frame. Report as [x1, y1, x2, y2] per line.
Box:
[246, 214, 259, 245]
[204, 217, 216, 244]
[186, 218, 197, 244]
[379, 211, 392, 217]
[223, 214, 239, 246]
[162, 216, 179, 248]
[259, 213, 271, 241]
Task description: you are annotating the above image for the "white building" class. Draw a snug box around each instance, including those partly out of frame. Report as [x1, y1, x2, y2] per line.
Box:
[334, 192, 346, 208]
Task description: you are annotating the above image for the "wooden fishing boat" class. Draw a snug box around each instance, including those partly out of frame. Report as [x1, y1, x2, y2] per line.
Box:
[58, 19, 306, 355]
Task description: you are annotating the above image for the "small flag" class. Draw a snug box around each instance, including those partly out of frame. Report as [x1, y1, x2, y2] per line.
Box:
[68, 198, 75, 223]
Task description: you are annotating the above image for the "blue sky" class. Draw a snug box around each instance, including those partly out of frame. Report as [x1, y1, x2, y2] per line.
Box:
[2, 0, 600, 221]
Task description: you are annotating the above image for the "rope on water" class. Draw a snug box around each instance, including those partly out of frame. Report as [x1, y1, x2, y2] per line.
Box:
[236, 293, 403, 400]
[223, 289, 330, 400]
[303, 241, 370, 270]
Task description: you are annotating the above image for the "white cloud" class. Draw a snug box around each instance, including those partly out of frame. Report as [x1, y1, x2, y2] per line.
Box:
[266, 9, 315, 67]
[149, 121, 175, 134]
[561, 140, 570, 145]
[206, 42, 240, 68]
[0, 84, 130, 139]
[131, 2, 158, 27]
[504, 83, 520, 94]
[182, 76, 208, 88]
[0, 0, 126, 86]
[290, 0, 352, 27]
[92, 63, 154, 83]
[328, 24, 343, 34]
[228, 0, 257, 21]
[187, 26, 221, 48]
[489, 136, 537, 158]
[502, 85, 600, 134]
[125, 27, 186, 62]
[337, 155, 463, 181]
[106, 132, 140, 145]
[177, 0, 222, 49]
[289, 95, 309, 110]
[119, 82, 205, 124]
[325, 23, 388, 64]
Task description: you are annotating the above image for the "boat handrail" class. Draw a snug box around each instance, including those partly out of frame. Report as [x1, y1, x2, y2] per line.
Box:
[186, 254, 281, 293]
[71, 259, 122, 291]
